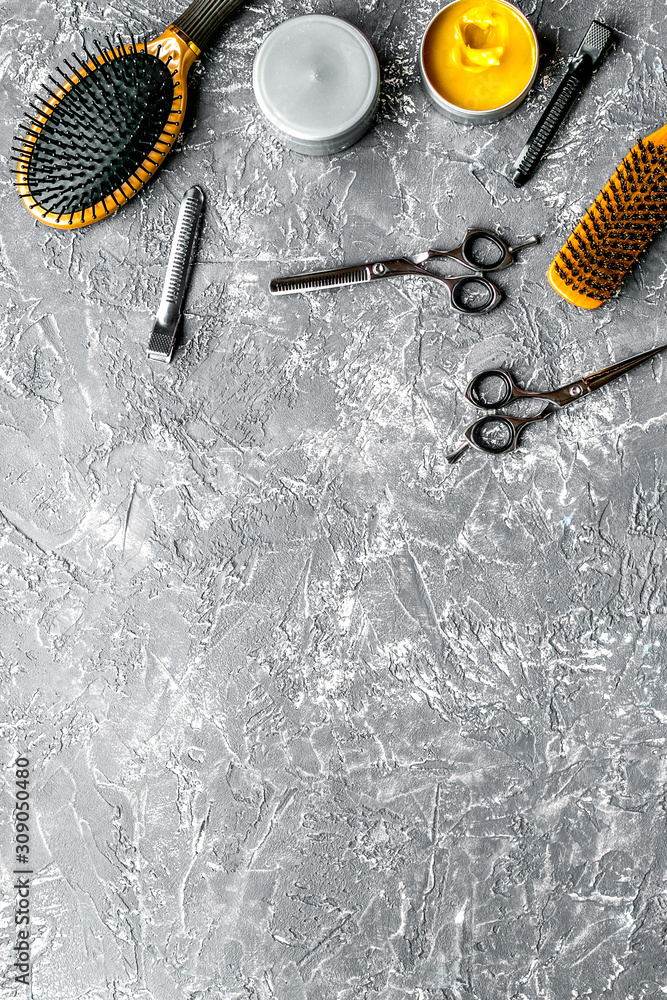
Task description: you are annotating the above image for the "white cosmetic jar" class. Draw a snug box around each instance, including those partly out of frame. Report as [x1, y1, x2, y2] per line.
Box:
[253, 15, 380, 156]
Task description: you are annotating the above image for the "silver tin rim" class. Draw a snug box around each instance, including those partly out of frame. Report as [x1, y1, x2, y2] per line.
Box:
[419, 0, 539, 125]
[264, 90, 380, 156]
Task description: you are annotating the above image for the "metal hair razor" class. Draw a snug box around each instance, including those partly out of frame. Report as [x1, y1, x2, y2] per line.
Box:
[147, 185, 204, 363]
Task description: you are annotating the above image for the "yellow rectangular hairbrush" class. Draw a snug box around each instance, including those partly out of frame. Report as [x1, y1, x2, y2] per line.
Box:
[548, 124, 667, 308]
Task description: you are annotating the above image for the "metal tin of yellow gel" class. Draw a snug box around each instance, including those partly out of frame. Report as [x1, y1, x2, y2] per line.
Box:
[419, 0, 539, 125]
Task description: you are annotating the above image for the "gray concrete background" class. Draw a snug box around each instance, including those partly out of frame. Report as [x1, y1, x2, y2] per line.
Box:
[1, 0, 666, 997]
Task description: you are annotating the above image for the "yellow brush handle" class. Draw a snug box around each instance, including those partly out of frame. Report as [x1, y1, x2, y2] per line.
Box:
[548, 122, 667, 309]
[548, 262, 600, 311]
[17, 28, 198, 231]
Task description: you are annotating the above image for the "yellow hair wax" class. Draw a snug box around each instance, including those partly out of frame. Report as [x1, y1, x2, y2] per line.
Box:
[422, 0, 537, 112]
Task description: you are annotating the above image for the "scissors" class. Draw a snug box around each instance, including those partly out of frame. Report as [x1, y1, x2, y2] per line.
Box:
[447, 342, 667, 463]
[270, 229, 539, 315]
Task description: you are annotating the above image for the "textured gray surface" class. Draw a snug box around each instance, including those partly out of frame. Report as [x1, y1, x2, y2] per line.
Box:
[1, 0, 667, 997]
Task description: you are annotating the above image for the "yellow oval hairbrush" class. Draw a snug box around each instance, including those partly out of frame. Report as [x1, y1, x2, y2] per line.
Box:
[12, 0, 246, 230]
[548, 124, 667, 308]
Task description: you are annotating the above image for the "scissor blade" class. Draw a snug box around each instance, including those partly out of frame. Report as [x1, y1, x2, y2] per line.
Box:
[584, 342, 667, 392]
[446, 440, 470, 464]
[270, 264, 372, 295]
[547, 341, 667, 407]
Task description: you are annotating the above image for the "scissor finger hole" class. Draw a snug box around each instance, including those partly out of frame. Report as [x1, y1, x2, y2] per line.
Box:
[451, 277, 497, 313]
[461, 233, 507, 270]
[469, 416, 515, 453]
[467, 371, 513, 408]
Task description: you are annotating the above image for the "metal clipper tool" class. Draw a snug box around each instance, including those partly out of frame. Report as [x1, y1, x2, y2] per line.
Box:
[147, 185, 204, 363]
[512, 20, 615, 187]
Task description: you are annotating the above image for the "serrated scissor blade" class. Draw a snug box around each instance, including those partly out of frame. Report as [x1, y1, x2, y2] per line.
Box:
[270, 265, 372, 295]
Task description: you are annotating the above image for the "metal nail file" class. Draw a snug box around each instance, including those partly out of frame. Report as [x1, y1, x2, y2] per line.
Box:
[147, 185, 204, 363]
[512, 21, 615, 188]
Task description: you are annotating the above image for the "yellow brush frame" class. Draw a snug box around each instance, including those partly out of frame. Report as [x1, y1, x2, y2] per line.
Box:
[548, 123, 667, 309]
[16, 26, 200, 230]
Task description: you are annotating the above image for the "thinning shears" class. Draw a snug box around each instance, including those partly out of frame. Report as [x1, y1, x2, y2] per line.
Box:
[447, 342, 667, 463]
[270, 229, 539, 315]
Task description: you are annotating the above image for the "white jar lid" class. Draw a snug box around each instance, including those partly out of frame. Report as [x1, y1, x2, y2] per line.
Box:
[253, 15, 380, 150]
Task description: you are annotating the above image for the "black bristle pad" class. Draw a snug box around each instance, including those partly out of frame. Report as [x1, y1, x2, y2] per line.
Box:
[553, 137, 667, 301]
[19, 43, 175, 216]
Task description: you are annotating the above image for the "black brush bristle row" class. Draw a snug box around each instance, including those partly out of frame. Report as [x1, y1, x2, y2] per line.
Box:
[13, 36, 179, 221]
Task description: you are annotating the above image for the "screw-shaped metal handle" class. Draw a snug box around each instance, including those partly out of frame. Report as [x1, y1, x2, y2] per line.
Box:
[147, 186, 204, 363]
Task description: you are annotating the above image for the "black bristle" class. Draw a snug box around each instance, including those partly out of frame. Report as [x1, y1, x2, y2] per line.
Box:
[565, 238, 586, 265]
[599, 190, 614, 216]
[40, 83, 63, 104]
[81, 42, 97, 66]
[607, 178, 623, 210]
[62, 58, 83, 84]
[14, 34, 177, 217]
[93, 40, 110, 64]
[621, 157, 635, 184]
[555, 140, 667, 302]
[52, 66, 73, 89]
[580, 218, 594, 243]
[553, 261, 572, 285]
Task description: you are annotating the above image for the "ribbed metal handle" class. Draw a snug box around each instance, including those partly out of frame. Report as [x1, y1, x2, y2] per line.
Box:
[160, 186, 204, 313]
[148, 186, 204, 363]
[270, 265, 372, 295]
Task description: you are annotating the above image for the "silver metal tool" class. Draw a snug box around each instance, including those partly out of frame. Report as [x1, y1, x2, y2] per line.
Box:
[270, 230, 539, 315]
[147, 185, 205, 363]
